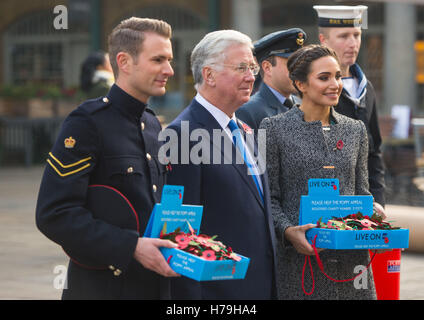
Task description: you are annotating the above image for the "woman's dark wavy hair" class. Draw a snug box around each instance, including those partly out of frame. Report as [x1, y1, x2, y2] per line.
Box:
[80, 51, 107, 92]
[287, 44, 340, 98]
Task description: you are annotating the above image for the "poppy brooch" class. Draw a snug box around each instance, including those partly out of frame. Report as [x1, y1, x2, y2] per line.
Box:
[334, 139, 344, 151]
[161, 227, 241, 262]
[241, 123, 253, 135]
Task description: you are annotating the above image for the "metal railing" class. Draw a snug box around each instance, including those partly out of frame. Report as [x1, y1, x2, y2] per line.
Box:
[0, 117, 64, 166]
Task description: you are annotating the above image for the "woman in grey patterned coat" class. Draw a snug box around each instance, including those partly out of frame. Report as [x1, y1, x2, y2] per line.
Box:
[259, 45, 376, 300]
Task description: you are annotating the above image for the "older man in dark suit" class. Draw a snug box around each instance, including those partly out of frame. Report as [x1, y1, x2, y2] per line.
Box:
[236, 28, 306, 133]
[164, 30, 278, 299]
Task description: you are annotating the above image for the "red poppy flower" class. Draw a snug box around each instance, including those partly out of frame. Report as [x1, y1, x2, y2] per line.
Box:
[175, 234, 191, 249]
[201, 250, 216, 261]
[336, 140, 344, 150]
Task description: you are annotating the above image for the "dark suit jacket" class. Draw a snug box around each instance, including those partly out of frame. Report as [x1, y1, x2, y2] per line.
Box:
[236, 83, 290, 133]
[336, 81, 385, 206]
[165, 98, 278, 300]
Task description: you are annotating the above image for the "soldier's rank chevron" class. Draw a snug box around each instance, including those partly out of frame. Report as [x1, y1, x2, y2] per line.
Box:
[47, 152, 92, 177]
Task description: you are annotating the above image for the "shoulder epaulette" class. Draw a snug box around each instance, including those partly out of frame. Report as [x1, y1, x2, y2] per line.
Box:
[79, 96, 112, 114]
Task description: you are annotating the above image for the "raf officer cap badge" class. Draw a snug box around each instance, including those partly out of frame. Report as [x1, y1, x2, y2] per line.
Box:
[296, 33, 304, 46]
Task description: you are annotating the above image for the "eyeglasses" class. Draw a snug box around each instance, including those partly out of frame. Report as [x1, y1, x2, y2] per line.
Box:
[213, 63, 260, 76]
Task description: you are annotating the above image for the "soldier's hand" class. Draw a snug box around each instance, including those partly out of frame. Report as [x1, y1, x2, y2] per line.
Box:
[133, 237, 180, 277]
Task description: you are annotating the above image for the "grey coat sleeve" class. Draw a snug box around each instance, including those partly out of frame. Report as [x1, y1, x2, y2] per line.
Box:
[259, 117, 296, 243]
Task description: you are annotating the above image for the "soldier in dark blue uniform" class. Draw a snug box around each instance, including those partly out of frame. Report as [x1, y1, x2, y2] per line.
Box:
[36, 17, 179, 300]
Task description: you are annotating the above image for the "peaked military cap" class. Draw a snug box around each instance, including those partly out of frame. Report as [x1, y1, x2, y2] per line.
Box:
[254, 28, 306, 63]
[313, 5, 367, 28]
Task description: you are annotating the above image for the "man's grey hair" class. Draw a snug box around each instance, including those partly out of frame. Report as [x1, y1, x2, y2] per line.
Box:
[191, 30, 253, 90]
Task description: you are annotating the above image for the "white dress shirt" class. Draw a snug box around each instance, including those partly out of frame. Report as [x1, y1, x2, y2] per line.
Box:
[194, 93, 264, 193]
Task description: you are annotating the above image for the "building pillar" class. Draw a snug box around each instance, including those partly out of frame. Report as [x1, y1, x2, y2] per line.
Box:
[231, 0, 261, 41]
[90, 0, 101, 51]
[208, 0, 220, 31]
[383, 2, 416, 114]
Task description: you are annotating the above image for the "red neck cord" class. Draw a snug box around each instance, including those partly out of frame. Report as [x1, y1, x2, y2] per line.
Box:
[302, 234, 377, 296]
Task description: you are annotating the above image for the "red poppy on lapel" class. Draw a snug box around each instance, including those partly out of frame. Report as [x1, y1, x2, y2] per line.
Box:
[163, 157, 172, 172]
[241, 123, 253, 134]
[336, 140, 344, 150]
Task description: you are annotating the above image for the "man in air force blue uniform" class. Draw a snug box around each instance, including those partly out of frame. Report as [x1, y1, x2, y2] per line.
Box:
[236, 28, 306, 133]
